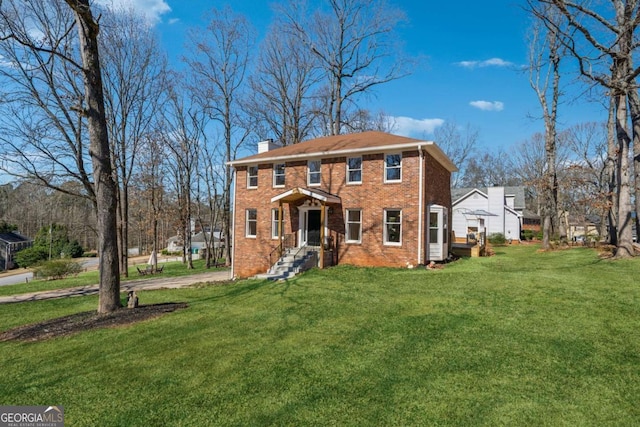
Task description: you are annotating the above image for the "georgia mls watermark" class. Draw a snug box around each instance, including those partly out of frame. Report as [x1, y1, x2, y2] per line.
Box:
[0, 406, 64, 427]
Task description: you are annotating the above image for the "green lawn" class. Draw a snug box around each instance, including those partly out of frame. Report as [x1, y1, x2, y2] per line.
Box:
[1, 245, 639, 426]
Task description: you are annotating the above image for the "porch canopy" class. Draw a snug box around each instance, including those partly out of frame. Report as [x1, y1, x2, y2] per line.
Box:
[271, 187, 341, 269]
[271, 187, 341, 205]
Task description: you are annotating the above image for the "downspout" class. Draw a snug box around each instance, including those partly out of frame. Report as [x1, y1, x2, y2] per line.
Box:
[320, 201, 326, 268]
[230, 169, 237, 279]
[418, 145, 424, 265]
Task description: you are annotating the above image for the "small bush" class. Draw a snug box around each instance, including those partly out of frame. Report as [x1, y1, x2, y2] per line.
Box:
[522, 230, 535, 241]
[33, 259, 83, 280]
[161, 249, 181, 256]
[488, 233, 507, 245]
[14, 246, 49, 268]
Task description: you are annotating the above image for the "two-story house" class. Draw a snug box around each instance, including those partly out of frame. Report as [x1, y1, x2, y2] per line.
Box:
[227, 131, 457, 278]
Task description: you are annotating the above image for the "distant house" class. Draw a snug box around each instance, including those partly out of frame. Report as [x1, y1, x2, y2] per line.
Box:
[451, 186, 524, 242]
[227, 131, 457, 279]
[0, 232, 33, 270]
[167, 231, 223, 254]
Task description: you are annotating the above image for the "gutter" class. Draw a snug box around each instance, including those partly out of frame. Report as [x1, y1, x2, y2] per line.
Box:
[230, 169, 237, 279]
[418, 145, 424, 265]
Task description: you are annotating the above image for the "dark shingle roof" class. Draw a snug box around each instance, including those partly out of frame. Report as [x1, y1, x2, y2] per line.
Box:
[228, 131, 457, 172]
[452, 186, 526, 209]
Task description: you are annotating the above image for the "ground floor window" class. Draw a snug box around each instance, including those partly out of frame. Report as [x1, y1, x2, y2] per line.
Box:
[272, 208, 284, 239]
[345, 209, 362, 243]
[384, 209, 402, 245]
[430, 211, 439, 243]
[246, 209, 257, 237]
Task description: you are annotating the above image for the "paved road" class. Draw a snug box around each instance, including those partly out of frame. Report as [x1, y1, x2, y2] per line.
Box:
[0, 256, 183, 287]
[0, 270, 231, 304]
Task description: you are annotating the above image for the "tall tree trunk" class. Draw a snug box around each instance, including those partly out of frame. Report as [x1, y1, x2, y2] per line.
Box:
[606, 93, 618, 245]
[626, 87, 640, 244]
[614, 92, 634, 257]
[65, 0, 120, 313]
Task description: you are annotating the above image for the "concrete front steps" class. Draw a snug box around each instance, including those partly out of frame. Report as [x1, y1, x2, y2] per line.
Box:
[255, 246, 319, 280]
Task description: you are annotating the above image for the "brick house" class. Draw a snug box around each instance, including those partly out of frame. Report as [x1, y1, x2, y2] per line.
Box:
[227, 131, 457, 278]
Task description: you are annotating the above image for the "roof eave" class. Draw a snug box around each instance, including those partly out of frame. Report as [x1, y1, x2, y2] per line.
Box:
[228, 141, 458, 173]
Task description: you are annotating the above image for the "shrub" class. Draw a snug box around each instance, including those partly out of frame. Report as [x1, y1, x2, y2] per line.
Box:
[14, 246, 49, 268]
[63, 240, 84, 258]
[522, 230, 535, 241]
[488, 233, 507, 245]
[33, 259, 83, 280]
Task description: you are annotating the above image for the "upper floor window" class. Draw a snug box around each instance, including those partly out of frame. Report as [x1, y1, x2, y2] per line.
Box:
[308, 160, 321, 186]
[246, 209, 257, 238]
[273, 163, 285, 187]
[384, 209, 402, 245]
[347, 156, 362, 184]
[384, 154, 402, 182]
[345, 209, 362, 243]
[247, 165, 258, 188]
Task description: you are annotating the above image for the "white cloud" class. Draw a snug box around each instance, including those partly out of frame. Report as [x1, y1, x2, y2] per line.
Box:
[391, 116, 445, 137]
[95, 0, 171, 25]
[456, 57, 513, 69]
[469, 100, 504, 112]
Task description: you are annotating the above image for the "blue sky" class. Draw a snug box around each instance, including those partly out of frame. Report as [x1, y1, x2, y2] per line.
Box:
[101, 0, 608, 152]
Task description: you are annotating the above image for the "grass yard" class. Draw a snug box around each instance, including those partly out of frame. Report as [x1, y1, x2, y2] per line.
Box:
[0, 245, 639, 426]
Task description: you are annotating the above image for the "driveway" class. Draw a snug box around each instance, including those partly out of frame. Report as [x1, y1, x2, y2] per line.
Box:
[0, 270, 231, 304]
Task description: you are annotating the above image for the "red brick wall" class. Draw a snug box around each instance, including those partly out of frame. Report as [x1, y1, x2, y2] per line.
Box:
[232, 148, 452, 278]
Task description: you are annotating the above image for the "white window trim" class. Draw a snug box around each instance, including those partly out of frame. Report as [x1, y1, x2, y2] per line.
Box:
[273, 163, 285, 188]
[346, 156, 362, 185]
[384, 153, 402, 183]
[247, 165, 258, 189]
[384, 209, 402, 246]
[307, 160, 322, 187]
[345, 209, 362, 244]
[246, 209, 257, 238]
[271, 208, 283, 239]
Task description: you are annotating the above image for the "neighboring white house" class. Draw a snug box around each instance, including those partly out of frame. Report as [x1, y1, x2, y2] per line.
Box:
[166, 231, 223, 254]
[451, 186, 524, 242]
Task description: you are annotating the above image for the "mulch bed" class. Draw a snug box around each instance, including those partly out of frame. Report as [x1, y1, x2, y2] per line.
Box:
[0, 302, 188, 343]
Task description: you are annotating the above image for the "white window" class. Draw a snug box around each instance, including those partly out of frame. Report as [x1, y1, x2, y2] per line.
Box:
[273, 163, 285, 187]
[246, 209, 257, 238]
[247, 165, 258, 188]
[272, 208, 284, 239]
[308, 160, 321, 186]
[429, 212, 439, 243]
[345, 209, 362, 243]
[384, 209, 402, 245]
[384, 153, 402, 182]
[347, 156, 362, 184]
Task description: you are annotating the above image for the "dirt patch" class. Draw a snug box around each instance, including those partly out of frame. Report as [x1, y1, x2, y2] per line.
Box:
[0, 302, 188, 342]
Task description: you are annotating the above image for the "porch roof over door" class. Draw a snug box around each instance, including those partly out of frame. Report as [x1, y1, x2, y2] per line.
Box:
[271, 187, 341, 205]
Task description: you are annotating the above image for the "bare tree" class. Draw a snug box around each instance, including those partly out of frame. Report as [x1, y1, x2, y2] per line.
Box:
[248, 25, 320, 145]
[528, 2, 566, 249]
[162, 80, 204, 269]
[184, 6, 255, 266]
[0, 1, 93, 199]
[279, 0, 412, 135]
[0, 0, 120, 312]
[433, 121, 479, 188]
[533, 0, 639, 257]
[100, 5, 168, 276]
[564, 121, 611, 240]
[64, 0, 120, 312]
